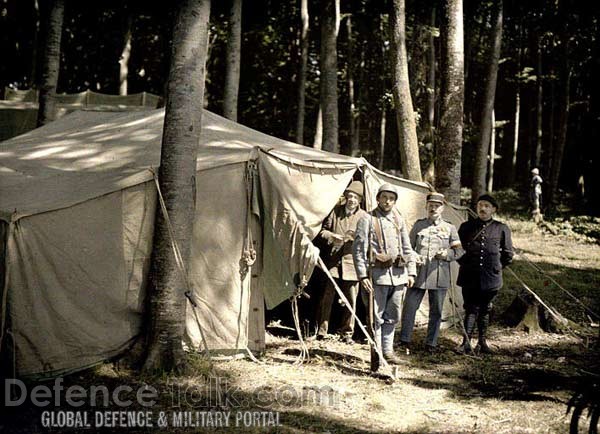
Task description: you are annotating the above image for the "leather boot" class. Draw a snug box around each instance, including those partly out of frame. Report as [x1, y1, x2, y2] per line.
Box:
[476, 313, 493, 354]
[457, 313, 477, 354]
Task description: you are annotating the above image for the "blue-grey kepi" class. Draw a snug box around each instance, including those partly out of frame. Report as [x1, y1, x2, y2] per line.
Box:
[426, 192, 445, 204]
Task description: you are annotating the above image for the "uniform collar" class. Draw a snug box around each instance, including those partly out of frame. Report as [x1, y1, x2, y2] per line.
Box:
[428, 216, 442, 225]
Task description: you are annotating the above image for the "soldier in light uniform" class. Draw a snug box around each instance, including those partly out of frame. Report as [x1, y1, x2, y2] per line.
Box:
[353, 183, 416, 364]
[399, 192, 464, 354]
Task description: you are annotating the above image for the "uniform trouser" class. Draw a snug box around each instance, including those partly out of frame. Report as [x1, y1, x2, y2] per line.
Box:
[400, 287, 447, 347]
[316, 279, 359, 337]
[462, 286, 499, 339]
[361, 284, 405, 354]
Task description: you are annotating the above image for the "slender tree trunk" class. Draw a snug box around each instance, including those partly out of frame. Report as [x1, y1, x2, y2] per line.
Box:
[534, 33, 543, 167]
[546, 76, 555, 180]
[313, 106, 323, 149]
[319, 0, 340, 152]
[28, 0, 41, 88]
[346, 15, 358, 156]
[471, 0, 503, 206]
[119, 12, 133, 96]
[487, 110, 496, 192]
[548, 54, 570, 209]
[508, 25, 522, 186]
[295, 0, 309, 144]
[435, 0, 464, 204]
[389, 0, 422, 181]
[379, 107, 387, 170]
[223, 0, 242, 121]
[37, 0, 64, 127]
[143, 0, 211, 373]
[427, 8, 436, 145]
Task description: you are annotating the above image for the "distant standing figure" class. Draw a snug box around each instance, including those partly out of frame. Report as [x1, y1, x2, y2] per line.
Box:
[456, 194, 513, 354]
[399, 193, 464, 354]
[530, 168, 543, 222]
[316, 180, 368, 343]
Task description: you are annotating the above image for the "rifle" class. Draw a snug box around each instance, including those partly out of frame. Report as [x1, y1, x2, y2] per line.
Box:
[366, 222, 381, 372]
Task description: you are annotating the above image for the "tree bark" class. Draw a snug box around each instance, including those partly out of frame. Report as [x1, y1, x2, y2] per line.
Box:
[427, 8, 436, 146]
[119, 12, 133, 96]
[36, 0, 64, 127]
[143, 0, 211, 373]
[319, 0, 340, 152]
[313, 106, 323, 149]
[471, 0, 503, 207]
[346, 15, 358, 156]
[295, 0, 309, 144]
[435, 0, 464, 204]
[389, 0, 422, 181]
[223, 0, 242, 121]
[487, 110, 496, 192]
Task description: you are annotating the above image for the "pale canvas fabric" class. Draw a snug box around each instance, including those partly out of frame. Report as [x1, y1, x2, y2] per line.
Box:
[0, 108, 468, 377]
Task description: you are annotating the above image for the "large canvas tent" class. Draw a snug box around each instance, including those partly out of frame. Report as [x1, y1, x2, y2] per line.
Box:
[0, 108, 467, 378]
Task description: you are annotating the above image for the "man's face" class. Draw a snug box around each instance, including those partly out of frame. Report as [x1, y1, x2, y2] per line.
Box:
[377, 191, 397, 212]
[345, 191, 361, 211]
[476, 200, 496, 221]
[427, 201, 444, 220]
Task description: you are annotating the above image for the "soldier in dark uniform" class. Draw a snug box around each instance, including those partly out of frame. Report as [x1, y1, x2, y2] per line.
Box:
[457, 194, 513, 354]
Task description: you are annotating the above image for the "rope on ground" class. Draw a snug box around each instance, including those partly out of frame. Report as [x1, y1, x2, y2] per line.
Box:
[151, 170, 211, 359]
[514, 248, 600, 320]
[290, 293, 310, 364]
[317, 256, 389, 370]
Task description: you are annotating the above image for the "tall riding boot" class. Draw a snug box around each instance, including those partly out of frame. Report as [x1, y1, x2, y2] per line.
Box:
[458, 313, 477, 354]
[476, 313, 493, 354]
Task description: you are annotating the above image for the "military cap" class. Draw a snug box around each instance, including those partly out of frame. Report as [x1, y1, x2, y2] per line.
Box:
[477, 193, 499, 209]
[344, 180, 364, 198]
[426, 192, 445, 204]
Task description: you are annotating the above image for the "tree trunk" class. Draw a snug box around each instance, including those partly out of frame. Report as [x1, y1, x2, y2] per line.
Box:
[295, 0, 309, 144]
[36, 0, 64, 127]
[28, 0, 41, 89]
[389, 0, 422, 181]
[143, 0, 211, 373]
[346, 15, 358, 156]
[435, 0, 464, 204]
[508, 27, 522, 187]
[379, 106, 387, 170]
[549, 55, 570, 209]
[487, 110, 496, 192]
[313, 106, 323, 149]
[427, 7, 436, 146]
[534, 33, 543, 168]
[119, 12, 133, 96]
[223, 0, 242, 121]
[319, 0, 340, 153]
[471, 0, 503, 207]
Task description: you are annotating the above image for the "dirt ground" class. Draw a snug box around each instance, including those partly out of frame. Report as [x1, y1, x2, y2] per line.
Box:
[3, 216, 599, 433]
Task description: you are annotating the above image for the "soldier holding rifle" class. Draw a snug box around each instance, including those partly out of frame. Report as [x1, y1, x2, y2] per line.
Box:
[353, 183, 416, 366]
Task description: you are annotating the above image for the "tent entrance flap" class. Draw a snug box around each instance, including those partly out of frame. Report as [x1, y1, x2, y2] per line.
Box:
[257, 153, 357, 310]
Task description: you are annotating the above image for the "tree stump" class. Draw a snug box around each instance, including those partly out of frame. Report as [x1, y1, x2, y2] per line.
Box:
[502, 290, 568, 333]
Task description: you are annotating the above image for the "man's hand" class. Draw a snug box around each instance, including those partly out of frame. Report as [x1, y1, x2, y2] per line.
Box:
[407, 276, 415, 288]
[434, 249, 448, 261]
[330, 234, 344, 248]
[360, 277, 373, 294]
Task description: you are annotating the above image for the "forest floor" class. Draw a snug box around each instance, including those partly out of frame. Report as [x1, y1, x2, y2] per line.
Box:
[4, 200, 600, 433]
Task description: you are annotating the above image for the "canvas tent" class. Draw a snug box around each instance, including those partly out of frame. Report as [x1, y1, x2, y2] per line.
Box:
[0, 108, 467, 379]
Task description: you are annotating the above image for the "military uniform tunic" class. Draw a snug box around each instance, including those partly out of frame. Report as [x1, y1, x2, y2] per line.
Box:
[457, 218, 514, 291]
[410, 218, 463, 290]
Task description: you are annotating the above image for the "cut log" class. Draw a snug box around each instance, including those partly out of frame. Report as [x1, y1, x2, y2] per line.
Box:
[502, 291, 569, 333]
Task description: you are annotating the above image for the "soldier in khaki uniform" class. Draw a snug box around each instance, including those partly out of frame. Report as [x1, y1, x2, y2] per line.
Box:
[316, 181, 368, 343]
[399, 193, 464, 353]
[353, 183, 416, 364]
